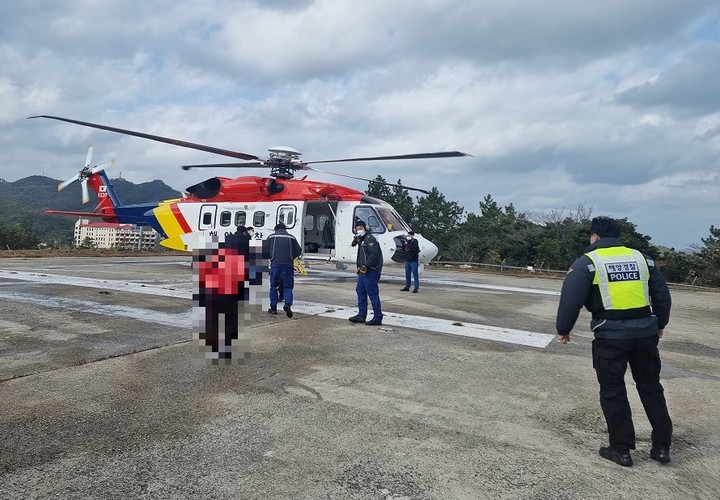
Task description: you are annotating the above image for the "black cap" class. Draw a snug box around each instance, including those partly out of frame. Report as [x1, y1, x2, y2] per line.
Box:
[408, 230, 415, 235]
[355, 219, 367, 228]
[274, 222, 286, 231]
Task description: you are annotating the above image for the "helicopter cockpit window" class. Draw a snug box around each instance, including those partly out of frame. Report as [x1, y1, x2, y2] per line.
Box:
[253, 212, 265, 227]
[277, 205, 296, 229]
[375, 207, 409, 232]
[219, 211, 232, 227]
[353, 206, 385, 234]
[235, 211, 246, 227]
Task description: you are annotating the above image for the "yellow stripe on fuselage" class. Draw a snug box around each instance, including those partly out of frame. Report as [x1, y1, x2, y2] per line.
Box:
[154, 202, 185, 239]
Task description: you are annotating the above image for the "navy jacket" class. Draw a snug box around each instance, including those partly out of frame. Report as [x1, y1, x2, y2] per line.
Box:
[264, 228, 302, 266]
[556, 237, 671, 339]
[356, 233, 383, 271]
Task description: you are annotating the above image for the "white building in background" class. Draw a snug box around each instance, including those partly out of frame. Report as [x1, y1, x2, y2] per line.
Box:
[74, 218, 159, 249]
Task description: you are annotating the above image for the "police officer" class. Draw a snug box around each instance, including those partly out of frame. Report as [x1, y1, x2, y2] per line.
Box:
[264, 222, 302, 318]
[348, 219, 384, 325]
[400, 230, 420, 293]
[556, 216, 672, 467]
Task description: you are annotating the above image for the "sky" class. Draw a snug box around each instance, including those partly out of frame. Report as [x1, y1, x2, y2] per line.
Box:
[1, 0, 719, 250]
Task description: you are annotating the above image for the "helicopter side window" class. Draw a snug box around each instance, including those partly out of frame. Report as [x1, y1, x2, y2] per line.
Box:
[304, 214, 314, 230]
[199, 205, 216, 230]
[235, 211, 247, 227]
[277, 205, 296, 229]
[219, 211, 232, 227]
[253, 212, 265, 227]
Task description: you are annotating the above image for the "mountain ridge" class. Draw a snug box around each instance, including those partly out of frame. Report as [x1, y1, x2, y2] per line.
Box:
[0, 175, 182, 245]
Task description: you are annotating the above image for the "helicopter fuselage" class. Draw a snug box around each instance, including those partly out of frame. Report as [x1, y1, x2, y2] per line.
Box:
[148, 175, 438, 266]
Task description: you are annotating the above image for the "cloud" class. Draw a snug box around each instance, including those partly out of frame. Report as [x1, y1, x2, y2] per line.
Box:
[616, 45, 720, 116]
[1, 0, 719, 249]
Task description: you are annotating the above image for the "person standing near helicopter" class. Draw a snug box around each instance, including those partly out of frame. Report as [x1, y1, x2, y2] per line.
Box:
[349, 219, 384, 326]
[400, 231, 420, 293]
[264, 222, 302, 318]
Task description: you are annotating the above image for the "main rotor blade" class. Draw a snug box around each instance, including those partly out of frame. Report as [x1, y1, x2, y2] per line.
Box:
[305, 151, 471, 165]
[28, 115, 261, 161]
[304, 166, 429, 194]
[181, 161, 265, 171]
[85, 144, 94, 168]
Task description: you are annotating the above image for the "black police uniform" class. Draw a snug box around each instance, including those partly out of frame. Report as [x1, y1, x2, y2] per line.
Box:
[556, 237, 672, 456]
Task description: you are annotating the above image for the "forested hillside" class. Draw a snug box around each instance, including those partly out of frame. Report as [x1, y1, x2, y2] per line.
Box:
[0, 176, 181, 246]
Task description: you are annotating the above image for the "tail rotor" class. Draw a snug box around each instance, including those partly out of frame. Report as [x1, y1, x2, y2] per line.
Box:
[58, 145, 115, 204]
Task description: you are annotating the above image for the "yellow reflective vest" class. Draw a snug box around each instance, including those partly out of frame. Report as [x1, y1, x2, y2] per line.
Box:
[585, 246, 651, 311]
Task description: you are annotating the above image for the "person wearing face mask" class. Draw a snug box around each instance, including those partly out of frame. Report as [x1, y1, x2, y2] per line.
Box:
[348, 219, 384, 326]
[400, 231, 420, 293]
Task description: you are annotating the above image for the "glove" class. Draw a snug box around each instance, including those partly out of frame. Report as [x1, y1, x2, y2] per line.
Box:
[351, 236, 359, 247]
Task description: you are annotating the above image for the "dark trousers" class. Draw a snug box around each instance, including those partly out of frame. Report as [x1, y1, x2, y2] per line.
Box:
[356, 270, 382, 320]
[404, 261, 419, 290]
[270, 264, 294, 309]
[592, 336, 673, 451]
[203, 295, 239, 354]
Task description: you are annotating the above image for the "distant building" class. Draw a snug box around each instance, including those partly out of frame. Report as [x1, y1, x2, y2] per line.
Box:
[74, 218, 159, 250]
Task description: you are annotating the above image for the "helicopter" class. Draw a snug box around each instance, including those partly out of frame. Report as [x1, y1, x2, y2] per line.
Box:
[30, 115, 471, 268]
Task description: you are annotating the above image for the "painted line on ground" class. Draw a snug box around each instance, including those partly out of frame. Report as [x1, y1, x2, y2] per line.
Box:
[1, 270, 554, 348]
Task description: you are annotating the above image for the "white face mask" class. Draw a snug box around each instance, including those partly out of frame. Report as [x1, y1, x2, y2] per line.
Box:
[248, 231, 254, 238]
[356, 229, 366, 237]
[406, 235, 413, 240]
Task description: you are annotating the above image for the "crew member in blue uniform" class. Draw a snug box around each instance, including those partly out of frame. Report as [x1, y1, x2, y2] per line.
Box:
[556, 216, 673, 467]
[264, 222, 302, 318]
[348, 219, 384, 326]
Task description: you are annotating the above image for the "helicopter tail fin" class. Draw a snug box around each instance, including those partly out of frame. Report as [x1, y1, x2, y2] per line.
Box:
[86, 170, 121, 219]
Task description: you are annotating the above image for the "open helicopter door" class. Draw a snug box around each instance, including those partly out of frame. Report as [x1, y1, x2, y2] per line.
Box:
[302, 200, 339, 260]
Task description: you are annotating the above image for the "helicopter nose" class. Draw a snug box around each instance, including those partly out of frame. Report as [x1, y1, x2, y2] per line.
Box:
[423, 239, 439, 261]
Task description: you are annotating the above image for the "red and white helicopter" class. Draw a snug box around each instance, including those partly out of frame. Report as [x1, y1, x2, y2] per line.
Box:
[31, 115, 470, 268]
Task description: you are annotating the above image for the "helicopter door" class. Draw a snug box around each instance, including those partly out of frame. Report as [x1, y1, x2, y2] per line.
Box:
[303, 201, 338, 255]
[199, 204, 217, 230]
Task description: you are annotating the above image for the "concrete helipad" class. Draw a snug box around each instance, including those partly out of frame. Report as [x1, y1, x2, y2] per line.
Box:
[1, 256, 718, 499]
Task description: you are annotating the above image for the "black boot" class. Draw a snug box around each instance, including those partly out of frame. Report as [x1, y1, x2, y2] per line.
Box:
[650, 446, 671, 463]
[599, 447, 632, 467]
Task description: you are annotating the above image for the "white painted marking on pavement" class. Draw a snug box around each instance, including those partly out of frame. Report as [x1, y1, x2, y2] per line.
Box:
[1, 270, 554, 347]
[0, 290, 192, 327]
[290, 301, 554, 348]
[301, 269, 560, 296]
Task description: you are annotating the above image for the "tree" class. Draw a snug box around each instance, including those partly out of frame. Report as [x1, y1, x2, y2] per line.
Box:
[695, 225, 720, 287]
[365, 177, 415, 225]
[390, 180, 415, 225]
[78, 236, 97, 249]
[0, 220, 40, 250]
[413, 188, 464, 246]
[365, 175, 393, 201]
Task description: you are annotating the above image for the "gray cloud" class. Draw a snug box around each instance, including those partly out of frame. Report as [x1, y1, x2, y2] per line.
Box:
[616, 45, 720, 116]
[1, 0, 719, 249]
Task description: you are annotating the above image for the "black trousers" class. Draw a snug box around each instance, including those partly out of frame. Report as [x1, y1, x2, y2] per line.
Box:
[202, 295, 239, 354]
[592, 336, 673, 451]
